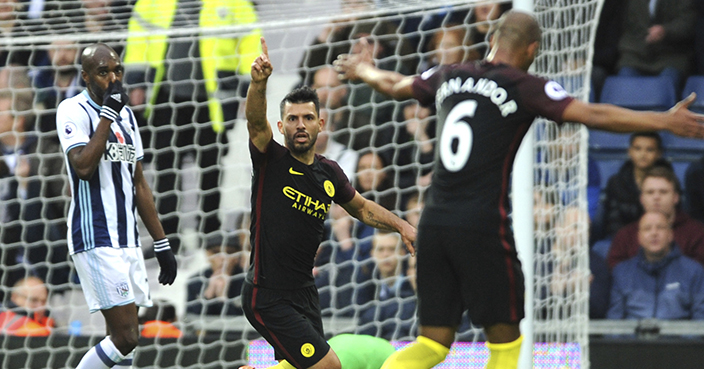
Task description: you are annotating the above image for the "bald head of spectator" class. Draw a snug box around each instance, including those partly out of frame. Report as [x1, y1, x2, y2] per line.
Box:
[11, 277, 49, 315]
[638, 211, 674, 263]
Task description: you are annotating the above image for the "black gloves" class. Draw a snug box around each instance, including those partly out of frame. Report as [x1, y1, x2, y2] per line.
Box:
[154, 238, 178, 285]
[100, 80, 128, 122]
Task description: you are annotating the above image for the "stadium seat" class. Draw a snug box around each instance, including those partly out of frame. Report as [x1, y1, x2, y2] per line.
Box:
[682, 76, 704, 113]
[589, 131, 631, 152]
[600, 75, 677, 111]
[671, 160, 691, 188]
[592, 238, 612, 261]
[661, 132, 704, 155]
[593, 158, 624, 189]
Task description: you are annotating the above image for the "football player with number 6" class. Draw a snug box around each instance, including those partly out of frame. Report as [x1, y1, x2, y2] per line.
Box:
[335, 10, 704, 369]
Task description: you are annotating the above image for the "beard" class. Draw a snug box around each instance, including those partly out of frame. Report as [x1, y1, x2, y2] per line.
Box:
[286, 132, 317, 154]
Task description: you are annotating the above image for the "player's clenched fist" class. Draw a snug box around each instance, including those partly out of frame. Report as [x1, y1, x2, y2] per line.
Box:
[251, 37, 272, 83]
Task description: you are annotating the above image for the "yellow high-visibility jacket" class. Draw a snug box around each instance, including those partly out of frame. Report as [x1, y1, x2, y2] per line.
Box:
[124, 0, 261, 132]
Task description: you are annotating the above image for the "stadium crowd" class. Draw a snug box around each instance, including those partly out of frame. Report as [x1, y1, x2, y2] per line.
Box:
[0, 0, 704, 345]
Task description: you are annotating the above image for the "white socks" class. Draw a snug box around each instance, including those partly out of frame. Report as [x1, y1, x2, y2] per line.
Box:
[76, 336, 128, 369]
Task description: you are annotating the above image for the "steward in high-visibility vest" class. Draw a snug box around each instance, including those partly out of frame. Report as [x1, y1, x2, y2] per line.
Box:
[122, 0, 262, 248]
[123, 0, 261, 133]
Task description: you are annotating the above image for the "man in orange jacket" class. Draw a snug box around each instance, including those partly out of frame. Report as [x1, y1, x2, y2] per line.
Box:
[0, 276, 54, 336]
[139, 299, 182, 339]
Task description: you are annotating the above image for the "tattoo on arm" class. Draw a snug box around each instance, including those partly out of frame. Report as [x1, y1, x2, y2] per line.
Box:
[366, 210, 393, 231]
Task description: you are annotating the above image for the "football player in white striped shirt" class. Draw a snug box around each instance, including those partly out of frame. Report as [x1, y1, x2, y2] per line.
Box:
[56, 43, 177, 369]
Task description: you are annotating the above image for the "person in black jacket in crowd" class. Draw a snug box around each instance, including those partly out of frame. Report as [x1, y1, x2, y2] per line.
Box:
[601, 132, 672, 238]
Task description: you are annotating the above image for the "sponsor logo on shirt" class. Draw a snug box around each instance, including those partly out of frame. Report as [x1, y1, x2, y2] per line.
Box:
[283, 186, 330, 220]
[105, 142, 137, 164]
[665, 282, 681, 290]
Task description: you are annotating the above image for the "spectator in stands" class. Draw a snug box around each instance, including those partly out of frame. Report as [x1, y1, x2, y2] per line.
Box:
[418, 23, 481, 72]
[616, 0, 696, 90]
[538, 206, 611, 319]
[468, 3, 512, 58]
[607, 211, 704, 320]
[393, 101, 435, 190]
[317, 151, 395, 268]
[355, 150, 397, 211]
[590, 0, 627, 101]
[33, 39, 83, 137]
[317, 151, 398, 316]
[298, 1, 414, 86]
[696, 0, 704, 74]
[0, 276, 53, 336]
[123, 0, 261, 250]
[0, 0, 42, 67]
[312, 66, 350, 133]
[403, 190, 425, 229]
[685, 154, 704, 223]
[601, 132, 672, 238]
[336, 35, 404, 150]
[186, 232, 247, 316]
[608, 166, 704, 269]
[312, 67, 358, 179]
[0, 83, 69, 298]
[316, 108, 358, 180]
[140, 299, 183, 338]
[357, 231, 416, 340]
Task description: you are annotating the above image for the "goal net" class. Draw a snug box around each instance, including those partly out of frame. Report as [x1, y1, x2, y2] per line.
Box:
[0, 0, 598, 367]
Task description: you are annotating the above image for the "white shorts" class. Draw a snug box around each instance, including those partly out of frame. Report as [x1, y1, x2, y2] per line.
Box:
[72, 247, 152, 313]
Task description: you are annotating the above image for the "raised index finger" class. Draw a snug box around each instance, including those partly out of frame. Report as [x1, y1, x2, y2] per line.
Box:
[261, 37, 269, 58]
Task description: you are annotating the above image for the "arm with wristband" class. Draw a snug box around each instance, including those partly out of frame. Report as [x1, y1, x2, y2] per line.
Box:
[134, 160, 177, 285]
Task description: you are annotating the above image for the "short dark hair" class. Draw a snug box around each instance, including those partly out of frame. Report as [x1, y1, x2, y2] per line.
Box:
[280, 86, 320, 119]
[642, 166, 681, 194]
[629, 132, 663, 151]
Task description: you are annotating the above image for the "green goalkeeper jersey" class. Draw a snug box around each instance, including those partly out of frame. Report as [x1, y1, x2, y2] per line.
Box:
[328, 334, 397, 369]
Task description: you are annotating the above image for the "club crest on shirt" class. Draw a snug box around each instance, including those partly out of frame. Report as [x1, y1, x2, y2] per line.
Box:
[324, 180, 335, 197]
[63, 122, 77, 139]
[115, 282, 130, 298]
[300, 343, 315, 358]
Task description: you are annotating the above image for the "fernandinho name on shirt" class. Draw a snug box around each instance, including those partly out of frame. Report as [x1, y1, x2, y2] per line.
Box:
[283, 186, 330, 220]
[435, 76, 517, 117]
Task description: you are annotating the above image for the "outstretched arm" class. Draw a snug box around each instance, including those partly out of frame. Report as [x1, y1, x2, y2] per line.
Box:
[340, 192, 416, 256]
[563, 93, 704, 138]
[246, 37, 274, 153]
[334, 38, 416, 101]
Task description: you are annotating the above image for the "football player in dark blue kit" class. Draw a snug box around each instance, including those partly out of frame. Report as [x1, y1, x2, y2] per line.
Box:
[242, 37, 416, 369]
[335, 10, 704, 369]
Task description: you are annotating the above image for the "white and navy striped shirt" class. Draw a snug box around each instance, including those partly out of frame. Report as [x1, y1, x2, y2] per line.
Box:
[57, 90, 144, 254]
